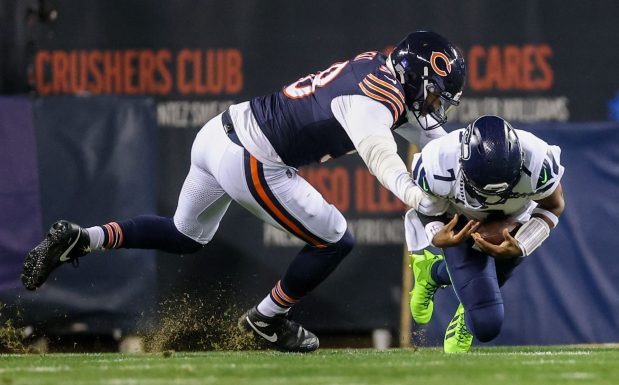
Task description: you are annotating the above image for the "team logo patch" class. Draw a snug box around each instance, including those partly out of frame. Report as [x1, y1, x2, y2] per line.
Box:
[460, 128, 472, 160]
[430, 51, 452, 77]
[537, 161, 552, 188]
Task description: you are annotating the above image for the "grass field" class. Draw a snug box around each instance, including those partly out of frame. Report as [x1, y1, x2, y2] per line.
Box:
[1, 346, 618, 385]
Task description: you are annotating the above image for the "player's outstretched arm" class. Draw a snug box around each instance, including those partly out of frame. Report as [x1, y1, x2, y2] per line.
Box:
[332, 95, 427, 209]
[355, 133, 426, 208]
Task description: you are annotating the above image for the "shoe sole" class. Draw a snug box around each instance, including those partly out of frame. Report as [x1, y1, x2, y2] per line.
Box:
[21, 226, 72, 291]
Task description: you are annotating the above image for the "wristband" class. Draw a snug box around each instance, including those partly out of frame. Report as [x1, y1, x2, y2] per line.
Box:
[514, 217, 550, 256]
[532, 207, 559, 228]
[425, 221, 445, 247]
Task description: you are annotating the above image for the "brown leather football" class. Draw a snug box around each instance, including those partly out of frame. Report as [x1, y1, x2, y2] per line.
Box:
[476, 218, 521, 245]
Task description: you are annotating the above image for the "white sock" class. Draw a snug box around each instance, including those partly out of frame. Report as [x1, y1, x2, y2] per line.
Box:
[85, 226, 105, 250]
[257, 295, 290, 317]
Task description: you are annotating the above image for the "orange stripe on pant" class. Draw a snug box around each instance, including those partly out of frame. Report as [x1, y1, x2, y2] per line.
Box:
[249, 155, 326, 248]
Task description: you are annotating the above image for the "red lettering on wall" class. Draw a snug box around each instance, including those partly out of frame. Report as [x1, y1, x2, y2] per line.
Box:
[104, 51, 123, 93]
[226, 49, 243, 93]
[33, 48, 238, 96]
[467, 44, 553, 91]
[300, 167, 350, 212]
[155, 50, 173, 94]
[88, 50, 103, 94]
[355, 168, 404, 213]
[176, 48, 244, 95]
[51, 50, 69, 93]
[35, 51, 51, 95]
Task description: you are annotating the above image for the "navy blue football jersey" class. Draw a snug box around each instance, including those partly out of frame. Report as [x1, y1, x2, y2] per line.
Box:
[250, 52, 406, 167]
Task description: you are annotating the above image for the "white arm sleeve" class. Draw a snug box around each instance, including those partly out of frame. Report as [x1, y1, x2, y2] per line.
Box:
[356, 134, 424, 208]
[331, 95, 424, 209]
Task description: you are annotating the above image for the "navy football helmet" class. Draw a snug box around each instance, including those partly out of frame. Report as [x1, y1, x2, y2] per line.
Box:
[390, 31, 466, 129]
[460, 115, 524, 204]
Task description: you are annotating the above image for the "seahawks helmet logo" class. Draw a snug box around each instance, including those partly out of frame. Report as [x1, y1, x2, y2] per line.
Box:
[461, 126, 473, 160]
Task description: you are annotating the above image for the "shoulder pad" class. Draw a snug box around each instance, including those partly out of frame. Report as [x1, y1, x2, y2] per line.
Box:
[411, 131, 461, 197]
[518, 130, 565, 199]
[357, 65, 406, 124]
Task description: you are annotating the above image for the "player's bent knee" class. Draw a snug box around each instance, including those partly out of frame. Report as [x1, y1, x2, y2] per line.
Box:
[457, 276, 504, 342]
[466, 304, 504, 342]
[169, 219, 204, 254]
[175, 233, 204, 254]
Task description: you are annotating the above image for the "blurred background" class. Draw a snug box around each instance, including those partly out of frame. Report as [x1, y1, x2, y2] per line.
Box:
[1, 0, 619, 352]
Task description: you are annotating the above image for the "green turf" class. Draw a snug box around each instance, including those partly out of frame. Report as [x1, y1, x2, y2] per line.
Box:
[1, 346, 618, 385]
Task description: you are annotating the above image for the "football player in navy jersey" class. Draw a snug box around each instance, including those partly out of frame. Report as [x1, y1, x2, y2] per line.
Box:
[405, 115, 565, 353]
[22, 31, 466, 352]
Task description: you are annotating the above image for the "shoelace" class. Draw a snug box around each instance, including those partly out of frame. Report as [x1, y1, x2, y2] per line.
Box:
[420, 281, 437, 307]
[455, 315, 472, 345]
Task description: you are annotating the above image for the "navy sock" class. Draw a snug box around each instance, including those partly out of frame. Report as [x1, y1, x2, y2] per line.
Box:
[431, 259, 451, 286]
[279, 230, 355, 301]
[104, 215, 203, 254]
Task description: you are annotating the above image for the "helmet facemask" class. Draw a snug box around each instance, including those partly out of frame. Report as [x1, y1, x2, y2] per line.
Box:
[396, 57, 463, 130]
[460, 168, 522, 206]
[411, 73, 462, 129]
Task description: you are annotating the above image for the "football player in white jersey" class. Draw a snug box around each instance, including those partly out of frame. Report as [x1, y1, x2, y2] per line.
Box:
[405, 115, 565, 352]
[22, 31, 466, 352]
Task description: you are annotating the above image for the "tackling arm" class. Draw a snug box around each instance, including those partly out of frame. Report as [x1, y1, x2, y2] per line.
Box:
[331, 95, 425, 209]
[355, 135, 424, 209]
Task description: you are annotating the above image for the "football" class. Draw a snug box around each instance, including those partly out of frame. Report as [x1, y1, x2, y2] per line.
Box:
[475, 217, 521, 245]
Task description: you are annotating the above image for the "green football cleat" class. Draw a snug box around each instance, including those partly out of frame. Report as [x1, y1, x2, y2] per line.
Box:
[444, 303, 473, 353]
[409, 249, 443, 324]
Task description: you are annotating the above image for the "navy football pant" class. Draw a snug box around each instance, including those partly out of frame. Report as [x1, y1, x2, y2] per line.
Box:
[440, 242, 522, 342]
[115, 215, 354, 300]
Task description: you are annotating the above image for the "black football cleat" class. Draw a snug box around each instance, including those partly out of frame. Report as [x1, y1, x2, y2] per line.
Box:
[239, 306, 319, 353]
[21, 220, 91, 291]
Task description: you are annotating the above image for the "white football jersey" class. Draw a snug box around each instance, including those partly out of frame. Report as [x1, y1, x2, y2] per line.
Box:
[410, 128, 565, 222]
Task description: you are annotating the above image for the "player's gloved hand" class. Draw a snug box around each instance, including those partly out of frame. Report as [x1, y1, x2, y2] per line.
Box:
[432, 214, 479, 248]
[471, 229, 523, 259]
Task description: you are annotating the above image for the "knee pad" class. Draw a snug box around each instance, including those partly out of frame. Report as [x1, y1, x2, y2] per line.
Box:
[466, 304, 504, 342]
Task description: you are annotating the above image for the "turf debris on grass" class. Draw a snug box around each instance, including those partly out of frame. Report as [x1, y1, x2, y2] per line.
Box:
[1, 346, 618, 385]
[0, 303, 38, 354]
[141, 292, 259, 352]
